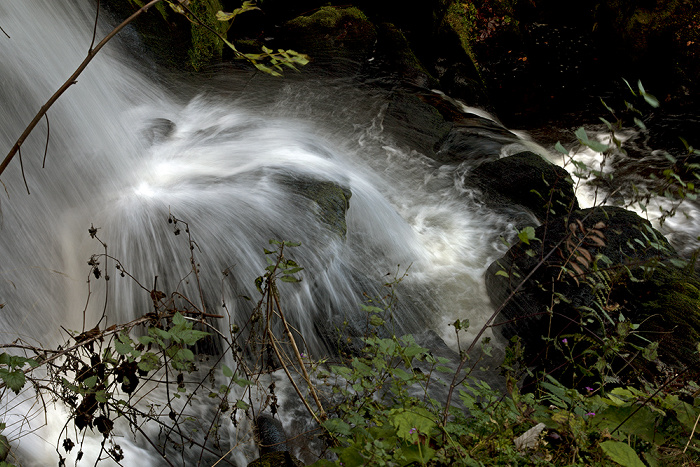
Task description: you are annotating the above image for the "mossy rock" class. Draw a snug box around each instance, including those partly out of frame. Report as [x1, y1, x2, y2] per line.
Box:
[247, 451, 304, 467]
[282, 6, 377, 62]
[102, 0, 226, 70]
[466, 151, 579, 222]
[372, 23, 438, 88]
[619, 264, 700, 368]
[280, 175, 351, 239]
[486, 206, 693, 376]
[188, 0, 227, 71]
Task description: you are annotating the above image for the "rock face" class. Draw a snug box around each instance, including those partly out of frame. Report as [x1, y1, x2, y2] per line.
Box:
[255, 414, 289, 455]
[281, 175, 352, 239]
[486, 205, 700, 374]
[465, 151, 579, 222]
[249, 415, 304, 467]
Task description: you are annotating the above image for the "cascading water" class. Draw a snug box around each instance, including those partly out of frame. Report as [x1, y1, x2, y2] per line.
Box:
[0, 1, 545, 465]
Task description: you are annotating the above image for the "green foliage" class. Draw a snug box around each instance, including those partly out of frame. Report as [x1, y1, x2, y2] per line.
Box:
[0, 354, 37, 395]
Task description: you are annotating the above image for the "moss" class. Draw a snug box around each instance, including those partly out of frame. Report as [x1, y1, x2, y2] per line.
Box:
[248, 451, 304, 467]
[283, 6, 376, 60]
[187, 0, 227, 71]
[628, 265, 700, 366]
[286, 6, 368, 29]
[444, 1, 479, 62]
[280, 176, 351, 239]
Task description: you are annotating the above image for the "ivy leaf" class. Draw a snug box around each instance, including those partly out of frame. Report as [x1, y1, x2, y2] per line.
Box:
[600, 440, 646, 467]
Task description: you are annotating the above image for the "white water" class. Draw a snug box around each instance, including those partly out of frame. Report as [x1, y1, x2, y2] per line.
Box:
[544, 126, 700, 257]
[0, 1, 535, 465]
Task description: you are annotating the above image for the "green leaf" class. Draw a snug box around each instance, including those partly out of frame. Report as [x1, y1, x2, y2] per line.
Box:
[0, 369, 25, 394]
[138, 336, 155, 346]
[177, 348, 195, 362]
[600, 440, 646, 467]
[280, 275, 301, 283]
[369, 315, 385, 327]
[554, 141, 569, 155]
[83, 375, 98, 389]
[390, 406, 436, 442]
[177, 329, 209, 346]
[172, 312, 185, 326]
[575, 127, 610, 153]
[324, 418, 352, 436]
[235, 400, 249, 410]
[95, 390, 108, 404]
[114, 335, 133, 356]
[222, 365, 234, 378]
[518, 226, 537, 245]
[137, 352, 161, 373]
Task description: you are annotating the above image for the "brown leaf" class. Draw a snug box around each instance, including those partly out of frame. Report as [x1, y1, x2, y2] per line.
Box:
[588, 236, 606, 247]
[594, 221, 606, 230]
[150, 290, 166, 302]
[570, 262, 585, 277]
[575, 254, 590, 269]
[578, 247, 592, 262]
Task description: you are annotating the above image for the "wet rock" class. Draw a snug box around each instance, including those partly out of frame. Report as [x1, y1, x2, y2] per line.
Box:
[486, 205, 700, 375]
[372, 23, 438, 89]
[465, 151, 579, 222]
[255, 414, 289, 455]
[280, 175, 351, 239]
[282, 6, 377, 66]
[381, 92, 454, 160]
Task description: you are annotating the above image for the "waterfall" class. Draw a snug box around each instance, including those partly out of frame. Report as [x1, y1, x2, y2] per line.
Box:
[0, 1, 538, 465]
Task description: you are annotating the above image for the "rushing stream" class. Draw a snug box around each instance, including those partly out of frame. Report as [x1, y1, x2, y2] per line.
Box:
[2, 1, 697, 466]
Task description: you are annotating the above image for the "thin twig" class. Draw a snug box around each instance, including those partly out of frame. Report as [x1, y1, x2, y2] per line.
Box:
[90, 0, 100, 52]
[273, 290, 326, 420]
[684, 411, 700, 453]
[41, 114, 50, 168]
[18, 146, 29, 195]
[0, 25, 9, 39]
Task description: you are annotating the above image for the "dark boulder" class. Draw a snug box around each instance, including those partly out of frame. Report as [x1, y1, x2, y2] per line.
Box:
[280, 175, 351, 239]
[486, 205, 699, 375]
[465, 151, 579, 223]
[255, 414, 289, 455]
